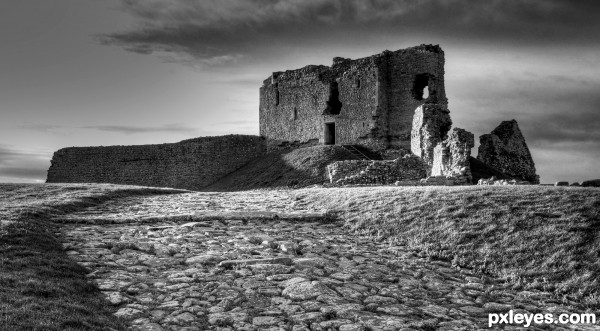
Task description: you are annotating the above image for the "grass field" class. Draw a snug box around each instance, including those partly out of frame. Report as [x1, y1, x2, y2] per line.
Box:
[0, 183, 185, 331]
[295, 185, 600, 309]
[1, 183, 599, 330]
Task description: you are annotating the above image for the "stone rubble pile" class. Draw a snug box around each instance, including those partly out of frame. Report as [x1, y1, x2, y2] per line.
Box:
[327, 155, 427, 186]
[54, 191, 587, 331]
[477, 177, 531, 186]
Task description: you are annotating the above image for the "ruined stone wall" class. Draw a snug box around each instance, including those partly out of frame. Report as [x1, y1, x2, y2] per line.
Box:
[327, 57, 381, 149]
[259, 45, 448, 152]
[383, 45, 448, 150]
[477, 120, 539, 184]
[410, 104, 452, 167]
[431, 128, 475, 185]
[46, 135, 266, 190]
[259, 66, 330, 150]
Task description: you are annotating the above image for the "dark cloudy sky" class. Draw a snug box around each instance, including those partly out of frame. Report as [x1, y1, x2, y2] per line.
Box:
[1, 0, 599, 184]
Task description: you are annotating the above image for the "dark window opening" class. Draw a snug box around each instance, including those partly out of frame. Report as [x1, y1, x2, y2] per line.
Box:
[412, 73, 431, 101]
[293, 107, 298, 120]
[355, 78, 360, 88]
[324, 82, 342, 115]
[274, 83, 280, 106]
[324, 122, 335, 145]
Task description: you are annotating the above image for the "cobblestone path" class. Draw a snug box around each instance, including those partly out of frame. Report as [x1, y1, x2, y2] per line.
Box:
[53, 191, 598, 331]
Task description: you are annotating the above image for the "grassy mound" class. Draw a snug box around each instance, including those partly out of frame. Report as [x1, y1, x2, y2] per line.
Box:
[295, 185, 600, 309]
[0, 184, 185, 331]
[203, 145, 358, 191]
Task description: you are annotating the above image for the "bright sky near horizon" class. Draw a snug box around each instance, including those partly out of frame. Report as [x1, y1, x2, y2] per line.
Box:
[1, 0, 599, 184]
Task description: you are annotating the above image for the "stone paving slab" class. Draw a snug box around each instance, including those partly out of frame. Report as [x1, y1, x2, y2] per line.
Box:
[53, 191, 599, 331]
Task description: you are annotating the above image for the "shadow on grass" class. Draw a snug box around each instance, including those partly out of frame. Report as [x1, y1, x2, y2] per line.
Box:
[202, 145, 359, 191]
[0, 187, 185, 331]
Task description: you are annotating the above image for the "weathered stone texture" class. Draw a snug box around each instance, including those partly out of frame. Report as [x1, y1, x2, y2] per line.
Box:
[477, 120, 539, 184]
[46, 135, 266, 190]
[410, 104, 452, 167]
[431, 128, 474, 184]
[260, 45, 448, 151]
[327, 155, 427, 185]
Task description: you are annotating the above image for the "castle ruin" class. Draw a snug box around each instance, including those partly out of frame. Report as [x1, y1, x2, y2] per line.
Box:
[47, 44, 537, 189]
[259, 44, 450, 153]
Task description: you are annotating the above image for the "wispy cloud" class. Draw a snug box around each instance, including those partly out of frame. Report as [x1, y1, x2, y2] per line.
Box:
[449, 68, 600, 149]
[17, 123, 66, 134]
[0, 145, 52, 182]
[99, 0, 600, 64]
[18, 123, 200, 136]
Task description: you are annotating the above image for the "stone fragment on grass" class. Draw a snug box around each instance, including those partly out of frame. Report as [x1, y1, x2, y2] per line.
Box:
[483, 302, 513, 312]
[283, 281, 337, 300]
[252, 316, 280, 326]
[104, 291, 129, 305]
[115, 307, 144, 319]
[184, 254, 225, 265]
[218, 257, 292, 268]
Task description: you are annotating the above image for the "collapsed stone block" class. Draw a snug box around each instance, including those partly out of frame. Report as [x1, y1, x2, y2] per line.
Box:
[410, 103, 452, 167]
[431, 128, 474, 184]
[477, 119, 539, 184]
[327, 154, 427, 185]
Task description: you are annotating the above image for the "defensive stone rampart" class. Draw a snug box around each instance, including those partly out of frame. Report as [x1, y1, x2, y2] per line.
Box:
[46, 135, 266, 190]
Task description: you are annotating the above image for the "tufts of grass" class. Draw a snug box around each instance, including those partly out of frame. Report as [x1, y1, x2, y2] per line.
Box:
[296, 185, 600, 309]
[0, 183, 185, 331]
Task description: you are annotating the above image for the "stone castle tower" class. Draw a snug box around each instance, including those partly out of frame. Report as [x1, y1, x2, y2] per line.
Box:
[259, 44, 450, 152]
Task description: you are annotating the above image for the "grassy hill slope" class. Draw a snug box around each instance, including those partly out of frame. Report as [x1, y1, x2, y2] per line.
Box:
[295, 185, 600, 309]
[203, 145, 358, 191]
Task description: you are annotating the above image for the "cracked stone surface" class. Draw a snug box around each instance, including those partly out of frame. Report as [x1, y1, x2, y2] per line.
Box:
[53, 191, 598, 331]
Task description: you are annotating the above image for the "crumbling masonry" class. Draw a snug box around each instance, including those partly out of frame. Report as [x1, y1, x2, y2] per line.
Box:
[47, 45, 537, 189]
[261, 45, 476, 184]
[260, 45, 450, 152]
